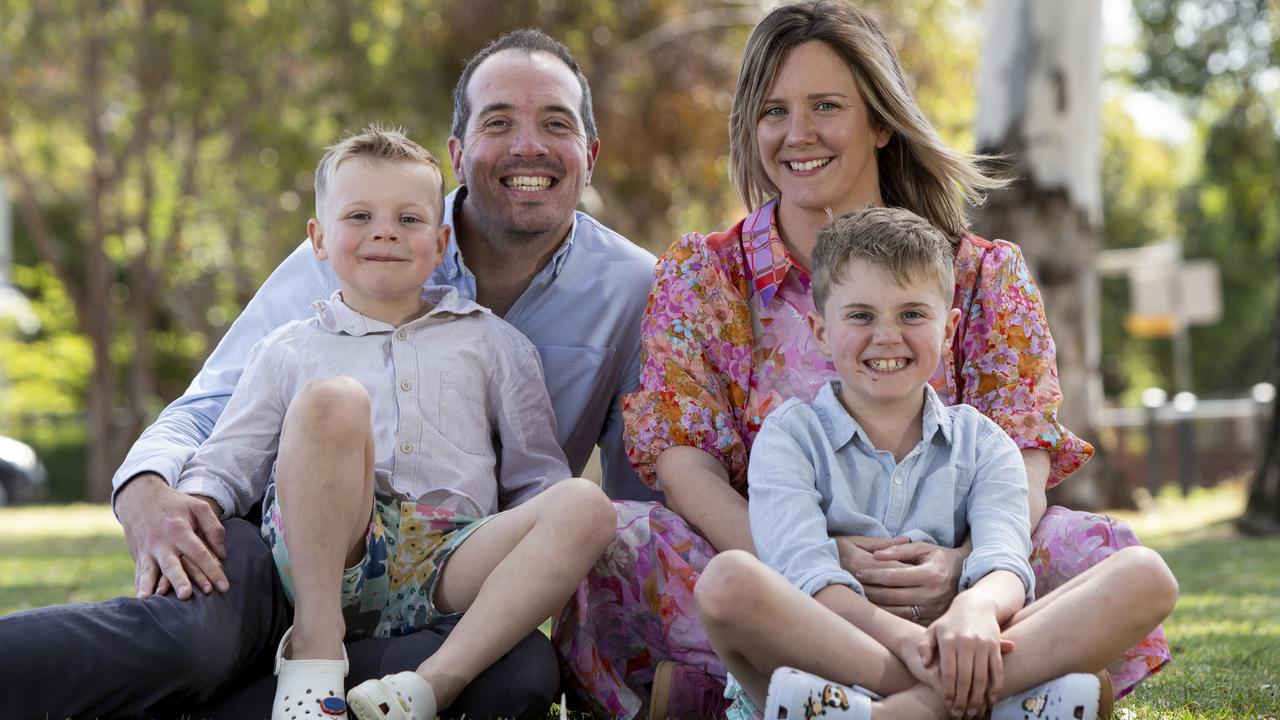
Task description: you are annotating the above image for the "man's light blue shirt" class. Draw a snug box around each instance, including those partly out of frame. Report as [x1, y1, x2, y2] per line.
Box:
[748, 381, 1035, 603]
[114, 186, 660, 505]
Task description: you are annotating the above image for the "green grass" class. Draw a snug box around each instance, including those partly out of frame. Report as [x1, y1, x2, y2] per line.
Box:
[1107, 483, 1280, 719]
[2, 488, 1278, 718]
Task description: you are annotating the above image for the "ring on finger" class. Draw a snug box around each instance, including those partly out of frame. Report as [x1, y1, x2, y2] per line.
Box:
[910, 604, 922, 622]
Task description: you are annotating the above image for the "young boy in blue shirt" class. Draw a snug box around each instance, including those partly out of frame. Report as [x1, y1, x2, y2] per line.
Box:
[695, 207, 1177, 720]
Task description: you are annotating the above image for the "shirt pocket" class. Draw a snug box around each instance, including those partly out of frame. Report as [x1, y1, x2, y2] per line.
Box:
[911, 464, 973, 547]
[437, 371, 494, 457]
[936, 463, 974, 547]
[534, 345, 617, 452]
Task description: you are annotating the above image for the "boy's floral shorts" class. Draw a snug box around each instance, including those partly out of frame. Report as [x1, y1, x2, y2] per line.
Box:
[261, 485, 492, 639]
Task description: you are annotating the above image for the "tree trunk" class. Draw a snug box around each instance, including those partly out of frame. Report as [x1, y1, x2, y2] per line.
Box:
[1240, 293, 1280, 534]
[83, 2, 117, 502]
[972, 0, 1116, 509]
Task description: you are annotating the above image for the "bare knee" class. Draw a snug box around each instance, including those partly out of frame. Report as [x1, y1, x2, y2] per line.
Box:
[1114, 546, 1179, 618]
[545, 477, 615, 550]
[285, 376, 371, 439]
[695, 550, 766, 630]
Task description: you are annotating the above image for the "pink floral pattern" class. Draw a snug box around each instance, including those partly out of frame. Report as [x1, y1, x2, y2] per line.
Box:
[553, 203, 1167, 717]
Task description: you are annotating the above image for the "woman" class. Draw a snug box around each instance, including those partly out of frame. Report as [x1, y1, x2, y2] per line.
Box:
[553, 3, 1169, 717]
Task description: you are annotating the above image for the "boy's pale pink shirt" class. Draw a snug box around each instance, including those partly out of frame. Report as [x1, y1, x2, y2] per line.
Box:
[176, 285, 570, 519]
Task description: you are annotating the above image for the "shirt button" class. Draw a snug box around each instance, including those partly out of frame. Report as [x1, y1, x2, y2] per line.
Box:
[395, 329, 407, 341]
[400, 443, 413, 454]
[893, 475, 903, 485]
[400, 380, 412, 391]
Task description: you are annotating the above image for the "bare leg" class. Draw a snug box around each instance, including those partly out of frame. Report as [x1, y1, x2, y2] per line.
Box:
[991, 546, 1177, 694]
[696, 550, 919, 708]
[415, 478, 616, 709]
[274, 377, 376, 662]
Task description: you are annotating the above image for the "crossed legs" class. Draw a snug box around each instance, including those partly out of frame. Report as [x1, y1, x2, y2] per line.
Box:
[696, 547, 1177, 719]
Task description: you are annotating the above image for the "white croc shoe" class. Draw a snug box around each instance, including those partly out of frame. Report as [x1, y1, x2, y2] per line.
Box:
[763, 666, 877, 720]
[347, 671, 437, 720]
[272, 626, 350, 720]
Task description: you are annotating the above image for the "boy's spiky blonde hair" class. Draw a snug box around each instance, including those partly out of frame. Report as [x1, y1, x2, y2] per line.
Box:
[811, 206, 956, 312]
[314, 124, 443, 218]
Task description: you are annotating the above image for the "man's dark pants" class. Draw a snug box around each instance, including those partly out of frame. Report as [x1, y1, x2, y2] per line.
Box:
[0, 518, 558, 720]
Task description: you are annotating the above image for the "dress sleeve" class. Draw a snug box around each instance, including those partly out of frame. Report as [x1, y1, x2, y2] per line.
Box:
[956, 240, 1095, 487]
[622, 232, 755, 490]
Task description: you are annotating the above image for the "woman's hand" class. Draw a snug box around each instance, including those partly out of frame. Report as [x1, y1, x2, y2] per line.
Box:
[835, 536, 967, 624]
[926, 595, 1006, 719]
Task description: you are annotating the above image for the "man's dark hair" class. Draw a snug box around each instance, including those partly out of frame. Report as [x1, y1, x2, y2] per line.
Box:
[450, 29, 598, 145]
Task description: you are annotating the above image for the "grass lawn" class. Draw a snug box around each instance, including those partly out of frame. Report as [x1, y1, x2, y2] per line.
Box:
[2, 485, 1278, 719]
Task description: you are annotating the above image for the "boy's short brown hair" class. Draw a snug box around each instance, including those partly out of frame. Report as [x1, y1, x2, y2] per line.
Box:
[314, 124, 444, 219]
[811, 206, 956, 312]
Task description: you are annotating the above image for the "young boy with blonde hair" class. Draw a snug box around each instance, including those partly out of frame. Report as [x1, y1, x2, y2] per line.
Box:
[694, 207, 1177, 720]
[177, 125, 616, 720]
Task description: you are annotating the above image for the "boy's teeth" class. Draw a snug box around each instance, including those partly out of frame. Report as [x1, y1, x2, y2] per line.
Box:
[504, 176, 552, 191]
[787, 158, 831, 172]
[868, 358, 908, 371]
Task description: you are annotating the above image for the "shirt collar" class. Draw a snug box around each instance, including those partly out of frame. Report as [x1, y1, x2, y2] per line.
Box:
[813, 380, 953, 450]
[313, 286, 486, 336]
[440, 185, 579, 282]
[742, 198, 806, 308]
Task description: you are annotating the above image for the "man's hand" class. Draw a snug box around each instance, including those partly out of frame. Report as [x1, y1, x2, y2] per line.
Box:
[839, 538, 966, 624]
[834, 534, 911, 574]
[115, 473, 229, 600]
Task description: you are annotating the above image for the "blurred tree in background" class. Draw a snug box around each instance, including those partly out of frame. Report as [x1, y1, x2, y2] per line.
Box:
[1110, 0, 1278, 526]
[11, 0, 1272, 508]
[1104, 0, 1277, 398]
[0, 0, 981, 501]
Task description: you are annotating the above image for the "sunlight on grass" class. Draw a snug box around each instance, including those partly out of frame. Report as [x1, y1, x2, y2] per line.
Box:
[0, 503, 126, 539]
[1110, 482, 1280, 719]
[0, 504, 131, 613]
[1108, 480, 1249, 541]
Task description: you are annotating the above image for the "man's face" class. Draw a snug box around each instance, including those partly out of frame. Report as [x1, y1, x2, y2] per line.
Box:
[448, 49, 599, 245]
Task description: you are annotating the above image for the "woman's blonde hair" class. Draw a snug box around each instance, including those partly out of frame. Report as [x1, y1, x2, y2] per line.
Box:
[728, 0, 1005, 239]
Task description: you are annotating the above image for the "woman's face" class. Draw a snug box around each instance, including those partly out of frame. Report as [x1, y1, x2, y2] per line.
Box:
[756, 41, 891, 221]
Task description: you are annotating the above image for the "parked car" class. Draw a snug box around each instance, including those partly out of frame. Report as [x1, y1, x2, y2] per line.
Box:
[0, 435, 47, 505]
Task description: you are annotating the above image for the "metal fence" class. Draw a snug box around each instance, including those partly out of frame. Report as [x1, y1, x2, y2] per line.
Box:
[1096, 387, 1274, 497]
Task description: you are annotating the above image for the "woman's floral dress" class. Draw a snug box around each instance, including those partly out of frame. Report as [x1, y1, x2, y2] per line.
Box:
[552, 201, 1170, 718]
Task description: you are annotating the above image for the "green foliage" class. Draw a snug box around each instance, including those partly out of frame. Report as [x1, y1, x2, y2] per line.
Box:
[1102, 0, 1279, 398]
[1100, 100, 1188, 402]
[0, 0, 983, 499]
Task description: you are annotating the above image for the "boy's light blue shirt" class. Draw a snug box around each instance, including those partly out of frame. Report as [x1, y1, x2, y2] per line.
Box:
[114, 186, 660, 506]
[748, 380, 1035, 604]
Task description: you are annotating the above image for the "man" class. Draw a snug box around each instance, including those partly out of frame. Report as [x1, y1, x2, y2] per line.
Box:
[0, 29, 657, 720]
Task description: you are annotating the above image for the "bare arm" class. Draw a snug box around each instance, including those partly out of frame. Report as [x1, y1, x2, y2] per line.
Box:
[656, 446, 754, 554]
[813, 584, 937, 694]
[1023, 448, 1050, 529]
[926, 570, 1025, 717]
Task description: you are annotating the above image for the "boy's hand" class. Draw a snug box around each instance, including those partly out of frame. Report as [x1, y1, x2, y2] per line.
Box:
[116, 474, 229, 600]
[929, 596, 1005, 718]
[898, 629, 944, 697]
